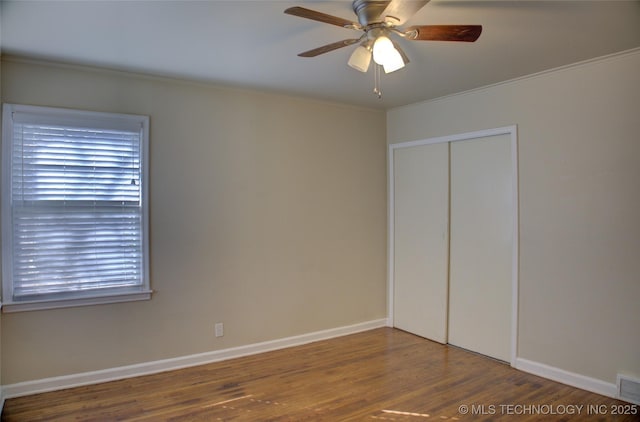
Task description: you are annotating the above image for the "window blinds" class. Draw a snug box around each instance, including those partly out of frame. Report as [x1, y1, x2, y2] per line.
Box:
[7, 110, 146, 301]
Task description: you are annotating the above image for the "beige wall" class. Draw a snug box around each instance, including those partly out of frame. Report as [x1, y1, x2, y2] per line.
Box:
[388, 49, 640, 384]
[0, 58, 388, 384]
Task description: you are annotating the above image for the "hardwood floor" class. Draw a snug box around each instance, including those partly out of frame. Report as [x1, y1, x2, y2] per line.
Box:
[3, 328, 638, 421]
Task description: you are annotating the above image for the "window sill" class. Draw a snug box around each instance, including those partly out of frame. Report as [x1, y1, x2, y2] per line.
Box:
[1, 290, 153, 313]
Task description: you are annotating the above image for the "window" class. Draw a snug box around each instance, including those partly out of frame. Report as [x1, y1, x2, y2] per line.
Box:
[2, 104, 150, 312]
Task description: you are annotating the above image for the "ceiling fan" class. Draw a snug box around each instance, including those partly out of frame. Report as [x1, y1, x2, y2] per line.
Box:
[285, 0, 481, 77]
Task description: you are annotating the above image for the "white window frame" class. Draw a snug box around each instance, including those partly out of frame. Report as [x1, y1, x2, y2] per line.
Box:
[1, 104, 151, 312]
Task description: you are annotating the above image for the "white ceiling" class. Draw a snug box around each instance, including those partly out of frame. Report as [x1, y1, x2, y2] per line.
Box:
[2, 1, 640, 109]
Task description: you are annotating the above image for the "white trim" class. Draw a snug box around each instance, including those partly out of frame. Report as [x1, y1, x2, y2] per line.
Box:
[509, 126, 520, 366]
[388, 126, 519, 366]
[390, 47, 640, 113]
[389, 126, 515, 151]
[1, 291, 152, 313]
[1, 55, 378, 114]
[387, 145, 395, 328]
[516, 358, 617, 399]
[2, 318, 388, 399]
[2, 105, 14, 304]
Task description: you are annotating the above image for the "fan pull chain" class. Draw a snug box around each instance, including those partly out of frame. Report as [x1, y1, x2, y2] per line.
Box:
[373, 64, 382, 99]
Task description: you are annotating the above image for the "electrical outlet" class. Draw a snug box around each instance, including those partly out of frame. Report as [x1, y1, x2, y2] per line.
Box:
[215, 322, 224, 338]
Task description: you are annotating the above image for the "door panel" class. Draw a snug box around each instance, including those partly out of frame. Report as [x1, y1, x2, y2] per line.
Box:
[393, 143, 449, 343]
[448, 134, 513, 361]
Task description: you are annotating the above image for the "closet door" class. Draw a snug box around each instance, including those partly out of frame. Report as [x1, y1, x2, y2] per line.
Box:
[448, 134, 513, 362]
[393, 143, 449, 343]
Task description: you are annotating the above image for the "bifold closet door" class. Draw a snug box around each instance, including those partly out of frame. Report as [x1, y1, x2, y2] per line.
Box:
[393, 143, 449, 343]
[448, 134, 513, 362]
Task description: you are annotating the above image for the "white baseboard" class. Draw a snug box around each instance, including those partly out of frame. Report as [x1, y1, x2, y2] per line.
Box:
[3, 318, 389, 399]
[515, 357, 618, 399]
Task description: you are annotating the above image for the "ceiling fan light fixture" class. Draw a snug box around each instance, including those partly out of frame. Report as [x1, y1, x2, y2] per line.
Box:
[382, 49, 405, 73]
[284, 2, 482, 96]
[372, 35, 405, 73]
[372, 35, 393, 64]
[385, 40, 409, 73]
[348, 45, 372, 73]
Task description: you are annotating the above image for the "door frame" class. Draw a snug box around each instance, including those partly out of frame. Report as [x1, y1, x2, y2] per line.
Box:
[388, 125, 519, 366]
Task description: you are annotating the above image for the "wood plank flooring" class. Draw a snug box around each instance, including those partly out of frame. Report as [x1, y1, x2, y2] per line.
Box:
[3, 328, 638, 421]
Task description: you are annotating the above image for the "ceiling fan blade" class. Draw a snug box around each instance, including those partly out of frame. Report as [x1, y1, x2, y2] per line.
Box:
[380, 0, 430, 25]
[405, 25, 482, 42]
[285, 6, 359, 29]
[298, 39, 361, 58]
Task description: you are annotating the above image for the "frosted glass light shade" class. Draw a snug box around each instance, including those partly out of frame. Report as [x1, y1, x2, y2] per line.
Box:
[372, 36, 394, 65]
[382, 49, 405, 73]
[372, 35, 405, 73]
[348, 45, 372, 72]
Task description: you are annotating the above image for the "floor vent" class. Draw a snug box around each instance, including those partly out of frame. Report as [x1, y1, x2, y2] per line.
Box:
[617, 374, 640, 405]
